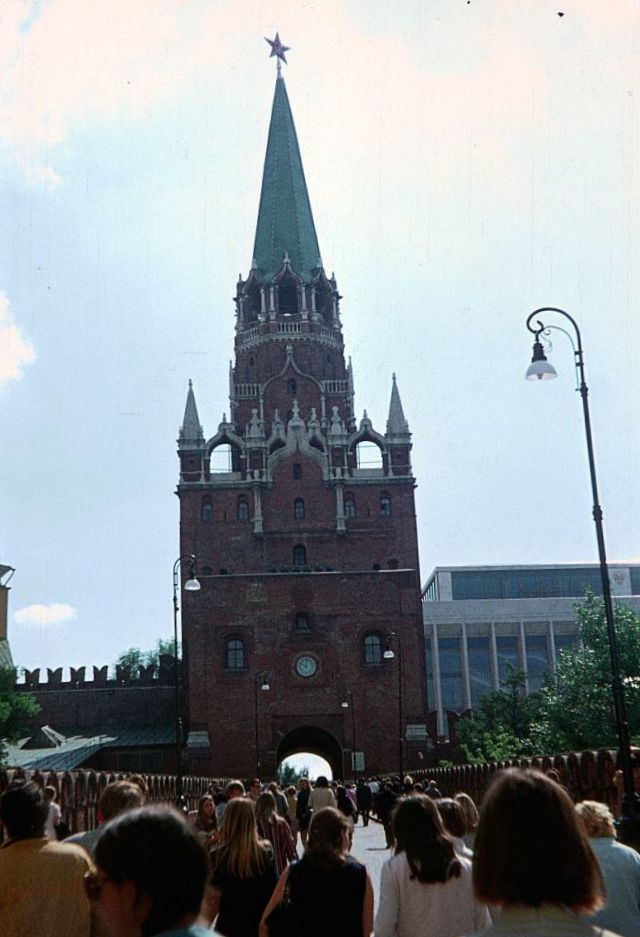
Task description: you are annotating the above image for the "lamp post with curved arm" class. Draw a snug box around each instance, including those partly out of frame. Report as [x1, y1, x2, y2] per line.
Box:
[172, 554, 200, 809]
[525, 307, 640, 848]
[383, 632, 404, 781]
[254, 672, 271, 779]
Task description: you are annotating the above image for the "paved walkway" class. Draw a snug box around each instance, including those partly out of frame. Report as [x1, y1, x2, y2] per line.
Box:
[350, 816, 391, 909]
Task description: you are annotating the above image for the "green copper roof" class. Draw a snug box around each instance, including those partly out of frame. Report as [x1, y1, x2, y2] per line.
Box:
[252, 76, 322, 283]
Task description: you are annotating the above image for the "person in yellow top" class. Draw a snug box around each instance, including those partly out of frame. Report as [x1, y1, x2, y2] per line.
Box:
[0, 780, 91, 937]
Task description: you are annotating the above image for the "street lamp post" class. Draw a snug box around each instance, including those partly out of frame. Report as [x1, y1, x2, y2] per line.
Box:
[172, 554, 200, 810]
[341, 690, 358, 778]
[254, 672, 270, 778]
[383, 632, 404, 781]
[525, 307, 640, 848]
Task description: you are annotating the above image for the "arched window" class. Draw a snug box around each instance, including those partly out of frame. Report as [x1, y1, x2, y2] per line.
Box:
[294, 498, 305, 520]
[380, 493, 392, 517]
[293, 463, 302, 479]
[293, 544, 307, 568]
[356, 441, 383, 469]
[237, 497, 249, 521]
[287, 378, 297, 397]
[344, 496, 356, 519]
[201, 499, 213, 523]
[295, 613, 310, 633]
[210, 443, 233, 473]
[364, 634, 382, 665]
[226, 638, 245, 670]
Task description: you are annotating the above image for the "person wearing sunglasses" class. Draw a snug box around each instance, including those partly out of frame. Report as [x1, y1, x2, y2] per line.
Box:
[88, 805, 215, 937]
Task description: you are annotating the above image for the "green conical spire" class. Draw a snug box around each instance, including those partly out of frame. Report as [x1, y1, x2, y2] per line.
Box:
[252, 75, 322, 283]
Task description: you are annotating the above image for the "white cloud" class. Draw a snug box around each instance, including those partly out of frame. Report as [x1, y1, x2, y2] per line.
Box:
[14, 603, 78, 627]
[0, 293, 36, 387]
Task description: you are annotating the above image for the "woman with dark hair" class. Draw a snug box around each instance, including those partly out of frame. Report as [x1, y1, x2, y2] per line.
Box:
[259, 806, 373, 937]
[472, 768, 619, 937]
[191, 793, 218, 846]
[436, 798, 473, 858]
[209, 797, 277, 937]
[336, 785, 357, 822]
[90, 805, 210, 937]
[255, 791, 297, 876]
[374, 795, 489, 937]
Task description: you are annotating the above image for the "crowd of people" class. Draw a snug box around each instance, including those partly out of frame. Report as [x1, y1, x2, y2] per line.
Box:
[0, 768, 639, 937]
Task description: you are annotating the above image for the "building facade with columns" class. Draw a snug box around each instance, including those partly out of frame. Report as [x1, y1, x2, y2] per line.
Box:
[176, 61, 426, 778]
[422, 563, 640, 738]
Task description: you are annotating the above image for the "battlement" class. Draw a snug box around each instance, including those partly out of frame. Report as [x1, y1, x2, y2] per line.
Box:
[15, 654, 178, 691]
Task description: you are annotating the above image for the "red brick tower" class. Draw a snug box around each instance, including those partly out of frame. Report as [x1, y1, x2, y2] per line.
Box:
[177, 62, 426, 779]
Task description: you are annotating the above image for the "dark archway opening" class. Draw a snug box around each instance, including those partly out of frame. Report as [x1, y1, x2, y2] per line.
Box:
[276, 725, 344, 781]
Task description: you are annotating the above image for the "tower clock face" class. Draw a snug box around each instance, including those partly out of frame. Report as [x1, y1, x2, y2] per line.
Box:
[295, 655, 318, 678]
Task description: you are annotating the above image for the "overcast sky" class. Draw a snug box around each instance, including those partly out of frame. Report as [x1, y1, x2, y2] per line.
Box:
[2, 0, 639, 676]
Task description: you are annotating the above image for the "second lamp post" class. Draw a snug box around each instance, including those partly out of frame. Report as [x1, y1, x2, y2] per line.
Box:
[384, 632, 404, 781]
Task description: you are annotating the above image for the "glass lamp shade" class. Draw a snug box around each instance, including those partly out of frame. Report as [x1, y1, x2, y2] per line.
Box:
[526, 339, 557, 381]
[184, 577, 201, 591]
[261, 682, 270, 692]
[341, 701, 349, 709]
[525, 360, 557, 381]
[383, 649, 395, 660]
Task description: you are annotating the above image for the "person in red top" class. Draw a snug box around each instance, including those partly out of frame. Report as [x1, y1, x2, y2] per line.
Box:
[255, 792, 297, 875]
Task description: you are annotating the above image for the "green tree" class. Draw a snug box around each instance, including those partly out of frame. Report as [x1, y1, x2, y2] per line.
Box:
[0, 666, 40, 765]
[278, 762, 309, 786]
[456, 667, 542, 763]
[531, 592, 640, 753]
[114, 638, 178, 679]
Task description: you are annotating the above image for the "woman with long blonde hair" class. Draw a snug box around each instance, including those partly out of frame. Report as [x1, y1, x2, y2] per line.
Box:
[209, 798, 277, 937]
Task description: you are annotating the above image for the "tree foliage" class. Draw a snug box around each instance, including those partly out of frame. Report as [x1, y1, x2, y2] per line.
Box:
[0, 666, 40, 766]
[278, 762, 309, 786]
[457, 592, 640, 762]
[456, 667, 542, 763]
[531, 593, 640, 753]
[114, 638, 178, 679]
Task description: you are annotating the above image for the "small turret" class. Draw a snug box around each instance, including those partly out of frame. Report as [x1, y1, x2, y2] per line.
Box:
[178, 380, 205, 449]
[386, 373, 410, 438]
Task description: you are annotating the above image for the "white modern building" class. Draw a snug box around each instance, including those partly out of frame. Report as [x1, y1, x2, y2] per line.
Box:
[422, 563, 640, 738]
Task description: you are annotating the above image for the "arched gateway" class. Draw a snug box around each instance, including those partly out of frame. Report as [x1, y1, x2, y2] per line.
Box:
[276, 726, 343, 780]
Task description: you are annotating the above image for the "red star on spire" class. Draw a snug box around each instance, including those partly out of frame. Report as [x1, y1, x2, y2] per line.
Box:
[265, 33, 291, 66]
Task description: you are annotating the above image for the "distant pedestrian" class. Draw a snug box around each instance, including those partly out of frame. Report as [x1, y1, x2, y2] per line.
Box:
[296, 778, 312, 848]
[377, 783, 398, 849]
[66, 779, 144, 856]
[356, 780, 373, 827]
[437, 798, 472, 858]
[336, 785, 357, 822]
[454, 792, 479, 849]
[43, 784, 61, 839]
[424, 779, 441, 800]
[268, 782, 289, 819]
[255, 792, 297, 876]
[190, 793, 218, 848]
[308, 775, 336, 814]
